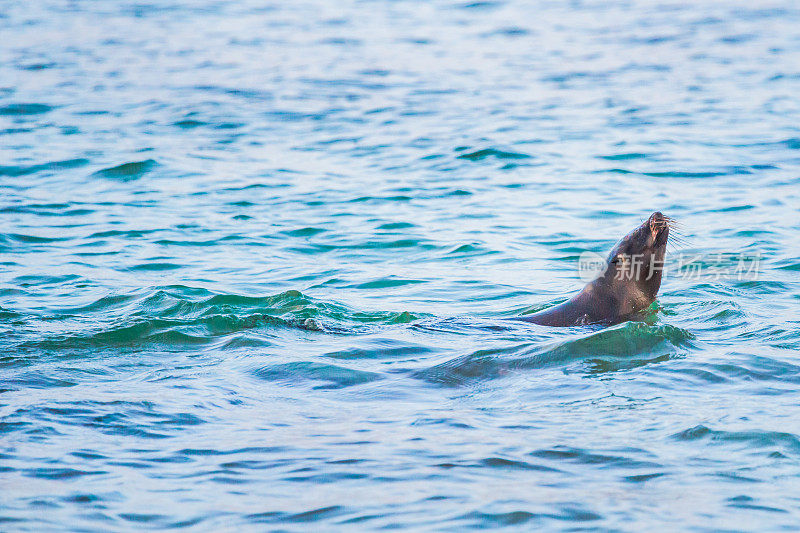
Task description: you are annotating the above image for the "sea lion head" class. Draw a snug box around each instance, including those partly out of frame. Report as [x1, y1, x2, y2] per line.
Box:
[595, 211, 670, 315]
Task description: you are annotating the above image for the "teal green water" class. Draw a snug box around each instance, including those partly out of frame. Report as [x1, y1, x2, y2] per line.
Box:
[2, 0, 800, 530]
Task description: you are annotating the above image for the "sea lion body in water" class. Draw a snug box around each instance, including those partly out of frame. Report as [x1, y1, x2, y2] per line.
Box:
[517, 212, 671, 327]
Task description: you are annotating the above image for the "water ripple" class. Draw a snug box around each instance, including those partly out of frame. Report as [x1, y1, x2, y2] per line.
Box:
[2, 0, 800, 529]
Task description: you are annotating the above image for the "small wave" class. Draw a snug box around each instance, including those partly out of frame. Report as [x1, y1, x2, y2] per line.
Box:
[3, 233, 66, 244]
[24, 467, 107, 480]
[247, 506, 345, 525]
[436, 456, 560, 472]
[596, 167, 758, 178]
[413, 322, 693, 386]
[173, 119, 207, 129]
[129, 262, 182, 271]
[456, 147, 532, 161]
[781, 137, 800, 149]
[21, 314, 289, 351]
[0, 307, 23, 320]
[597, 152, 650, 161]
[13, 274, 82, 287]
[0, 158, 89, 177]
[347, 277, 428, 289]
[0, 103, 53, 115]
[280, 227, 327, 237]
[18, 62, 56, 71]
[457, 1, 502, 11]
[92, 159, 158, 180]
[10, 288, 426, 353]
[672, 425, 800, 456]
[3, 400, 206, 441]
[458, 507, 602, 527]
[484, 26, 531, 38]
[445, 243, 497, 257]
[251, 361, 381, 389]
[348, 195, 412, 203]
[324, 338, 433, 360]
[530, 446, 660, 469]
[376, 221, 416, 230]
[774, 259, 800, 271]
[88, 229, 160, 239]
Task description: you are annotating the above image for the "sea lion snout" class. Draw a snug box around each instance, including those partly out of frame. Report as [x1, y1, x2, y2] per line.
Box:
[648, 211, 668, 237]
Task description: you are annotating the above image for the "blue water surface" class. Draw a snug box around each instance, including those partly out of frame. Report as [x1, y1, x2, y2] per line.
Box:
[2, 0, 800, 530]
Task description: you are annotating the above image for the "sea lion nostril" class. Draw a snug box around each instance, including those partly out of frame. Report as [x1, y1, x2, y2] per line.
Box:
[649, 211, 669, 234]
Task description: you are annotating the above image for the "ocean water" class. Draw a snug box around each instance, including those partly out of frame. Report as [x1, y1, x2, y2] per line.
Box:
[2, 0, 800, 530]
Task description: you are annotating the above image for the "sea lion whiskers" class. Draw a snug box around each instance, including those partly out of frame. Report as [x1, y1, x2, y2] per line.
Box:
[658, 216, 690, 248]
[665, 229, 691, 249]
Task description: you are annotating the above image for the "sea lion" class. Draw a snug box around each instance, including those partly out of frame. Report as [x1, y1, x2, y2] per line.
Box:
[517, 212, 672, 327]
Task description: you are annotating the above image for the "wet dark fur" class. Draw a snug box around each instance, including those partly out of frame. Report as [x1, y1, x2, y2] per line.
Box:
[517, 212, 671, 327]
